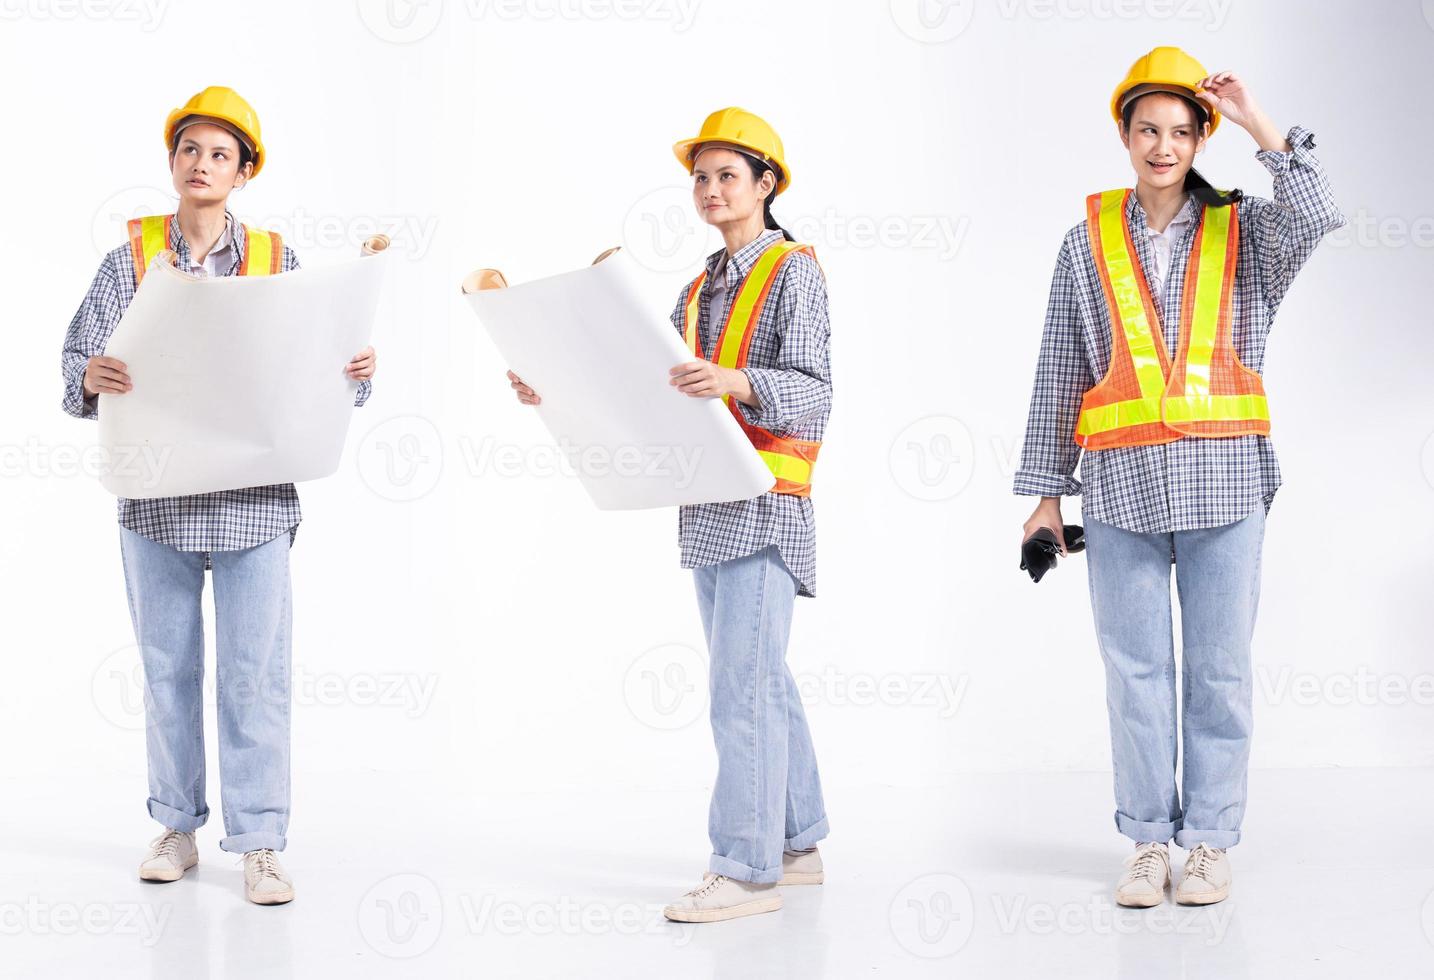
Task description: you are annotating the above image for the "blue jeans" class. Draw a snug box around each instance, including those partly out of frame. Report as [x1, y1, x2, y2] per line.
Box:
[119, 527, 293, 853]
[1084, 506, 1266, 850]
[694, 545, 829, 883]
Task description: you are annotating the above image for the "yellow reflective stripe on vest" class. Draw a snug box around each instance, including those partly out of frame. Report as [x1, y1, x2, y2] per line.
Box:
[684, 277, 704, 354]
[139, 214, 168, 271]
[1076, 392, 1270, 437]
[1163, 393, 1269, 423]
[712, 240, 808, 371]
[1075, 396, 1163, 437]
[757, 448, 811, 484]
[244, 226, 274, 276]
[1181, 204, 1230, 398]
[1095, 191, 1166, 402]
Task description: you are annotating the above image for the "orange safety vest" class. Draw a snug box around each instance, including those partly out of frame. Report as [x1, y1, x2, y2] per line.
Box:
[126, 213, 283, 287]
[682, 239, 823, 496]
[1074, 189, 1270, 450]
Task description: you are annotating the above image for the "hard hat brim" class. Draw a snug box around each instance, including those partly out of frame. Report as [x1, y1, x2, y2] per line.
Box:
[1111, 80, 1221, 135]
[164, 108, 266, 176]
[673, 136, 790, 194]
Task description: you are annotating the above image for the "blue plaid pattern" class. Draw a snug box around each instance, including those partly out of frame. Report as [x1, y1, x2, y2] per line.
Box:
[61, 211, 372, 557]
[1013, 126, 1344, 532]
[668, 229, 832, 598]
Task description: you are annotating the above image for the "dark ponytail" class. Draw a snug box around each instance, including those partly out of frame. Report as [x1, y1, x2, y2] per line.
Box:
[741, 154, 796, 241]
[1121, 93, 1242, 208]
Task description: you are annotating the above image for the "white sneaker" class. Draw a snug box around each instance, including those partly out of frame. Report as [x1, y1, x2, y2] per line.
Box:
[138, 828, 198, 882]
[1175, 842, 1231, 905]
[242, 848, 295, 906]
[662, 873, 782, 923]
[1114, 841, 1170, 908]
[778, 847, 824, 885]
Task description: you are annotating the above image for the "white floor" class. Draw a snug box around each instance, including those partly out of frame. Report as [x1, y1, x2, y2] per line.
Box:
[3, 767, 1431, 978]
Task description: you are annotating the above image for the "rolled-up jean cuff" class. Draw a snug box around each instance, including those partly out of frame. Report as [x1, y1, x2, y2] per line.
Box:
[785, 816, 829, 851]
[1175, 828, 1240, 850]
[220, 831, 287, 854]
[1115, 812, 1179, 844]
[148, 798, 208, 833]
[708, 853, 781, 885]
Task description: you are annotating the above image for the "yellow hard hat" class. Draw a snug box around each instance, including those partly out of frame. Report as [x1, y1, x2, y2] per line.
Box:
[1111, 46, 1220, 136]
[164, 86, 266, 176]
[673, 107, 791, 194]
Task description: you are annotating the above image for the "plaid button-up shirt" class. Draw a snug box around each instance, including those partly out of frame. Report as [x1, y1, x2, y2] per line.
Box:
[61, 211, 372, 556]
[668, 229, 833, 598]
[1014, 126, 1344, 533]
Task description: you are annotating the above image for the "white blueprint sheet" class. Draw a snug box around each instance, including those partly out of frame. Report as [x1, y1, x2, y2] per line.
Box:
[97, 254, 386, 498]
[464, 250, 774, 510]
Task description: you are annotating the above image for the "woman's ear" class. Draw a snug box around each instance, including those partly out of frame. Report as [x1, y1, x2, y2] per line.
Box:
[759, 168, 777, 198]
[1117, 121, 1130, 150]
[234, 160, 254, 189]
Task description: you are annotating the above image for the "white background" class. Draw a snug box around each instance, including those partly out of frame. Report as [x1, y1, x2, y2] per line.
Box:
[2, 0, 1432, 976]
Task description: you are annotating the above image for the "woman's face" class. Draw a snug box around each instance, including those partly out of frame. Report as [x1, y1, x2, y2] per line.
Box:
[1120, 93, 1208, 191]
[690, 146, 775, 227]
[169, 121, 251, 205]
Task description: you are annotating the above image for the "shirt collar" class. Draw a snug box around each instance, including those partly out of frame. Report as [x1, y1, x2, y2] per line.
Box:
[167, 210, 244, 271]
[1125, 191, 1200, 236]
[705, 228, 785, 288]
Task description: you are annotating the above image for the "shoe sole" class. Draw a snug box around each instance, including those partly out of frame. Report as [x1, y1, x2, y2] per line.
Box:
[139, 854, 198, 882]
[1114, 891, 1165, 908]
[663, 895, 782, 923]
[246, 887, 295, 906]
[777, 871, 824, 886]
[1175, 885, 1230, 906]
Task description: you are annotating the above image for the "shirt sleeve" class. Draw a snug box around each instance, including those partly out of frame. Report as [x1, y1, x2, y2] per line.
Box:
[1247, 125, 1346, 314]
[735, 252, 832, 435]
[1013, 235, 1091, 498]
[60, 254, 124, 421]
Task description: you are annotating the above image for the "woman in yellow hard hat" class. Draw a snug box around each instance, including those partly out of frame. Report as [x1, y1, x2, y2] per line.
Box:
[1013, 47, 1343, 908]
[507, 106, 833, 924]
[59, 85, 378, 906]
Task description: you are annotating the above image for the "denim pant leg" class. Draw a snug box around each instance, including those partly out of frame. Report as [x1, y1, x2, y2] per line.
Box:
[1172, 506, 1265, 850]
[782, 663, 828, 851]
[119, 527, 211, 833]
[210, 532, 293, 854]
[1084, 516, 1182, 844]
[694, 545, 828, 884]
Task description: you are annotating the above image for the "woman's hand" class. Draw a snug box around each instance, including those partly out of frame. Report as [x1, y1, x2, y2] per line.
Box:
[347, 346, 377, 381]
[83, 356, 131, 396]
[1196, 71, 1290, 152]
[1022, 496, 1068, 555]
[669, 359, 756, 406]
[507, 369, 540, 406]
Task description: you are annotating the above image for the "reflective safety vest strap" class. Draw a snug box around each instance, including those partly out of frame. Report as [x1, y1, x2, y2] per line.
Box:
[127, 214, 173, 286]
[712, 240, 812, 370]
[125, 215, 284, 286]
[237, 224, 283, 277]
[1089, 190, 1167, 403]
[1074, 189, 1270, 448]
[680, 240, 823, 496]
